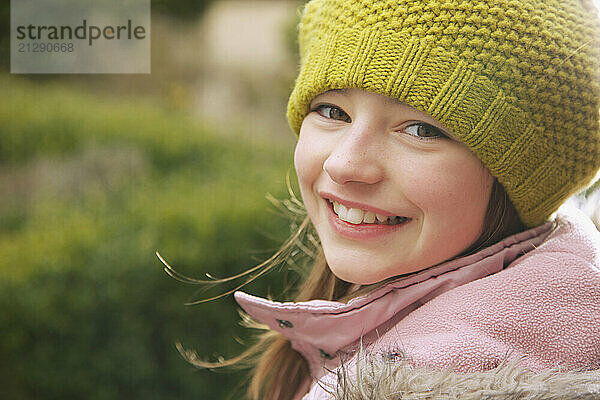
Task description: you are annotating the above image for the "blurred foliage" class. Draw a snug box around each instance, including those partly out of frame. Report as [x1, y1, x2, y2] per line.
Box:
[0, 1, 8, 69]
[0, 76, 301, 399]
[152, 0, 216, 21]
[283, 0, 309, 61]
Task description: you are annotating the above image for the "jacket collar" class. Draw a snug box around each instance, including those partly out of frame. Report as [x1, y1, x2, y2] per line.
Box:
[235, 220, 554, 376]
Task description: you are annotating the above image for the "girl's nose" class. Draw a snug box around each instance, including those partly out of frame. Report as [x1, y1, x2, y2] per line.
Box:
[322, 127, 384, 185]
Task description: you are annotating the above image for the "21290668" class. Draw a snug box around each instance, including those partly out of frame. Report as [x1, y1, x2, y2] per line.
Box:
[18, 42, 74, 52]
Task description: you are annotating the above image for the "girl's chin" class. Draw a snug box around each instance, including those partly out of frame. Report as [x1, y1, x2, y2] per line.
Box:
[327, 261, 403, 285]
[325, 251, 433, 285]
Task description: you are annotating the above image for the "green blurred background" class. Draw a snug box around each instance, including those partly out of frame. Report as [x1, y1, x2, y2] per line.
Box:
[1, 1, 307, 399]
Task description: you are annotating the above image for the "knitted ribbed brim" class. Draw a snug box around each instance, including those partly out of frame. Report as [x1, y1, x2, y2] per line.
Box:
[287, 0, 600, 227]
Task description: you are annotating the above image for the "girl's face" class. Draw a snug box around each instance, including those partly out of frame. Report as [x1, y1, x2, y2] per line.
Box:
[294, 89, 494, 285]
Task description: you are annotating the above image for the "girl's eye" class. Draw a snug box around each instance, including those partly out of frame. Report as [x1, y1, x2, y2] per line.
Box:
[312, 104, 351, 123]
[404, 122, 447, 140]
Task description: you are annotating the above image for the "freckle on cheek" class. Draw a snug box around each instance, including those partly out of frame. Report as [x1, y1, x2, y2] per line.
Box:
[407, 175, 450, 207]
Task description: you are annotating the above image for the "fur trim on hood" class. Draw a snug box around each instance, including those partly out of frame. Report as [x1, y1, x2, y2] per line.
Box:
[330, 352, 600, 400]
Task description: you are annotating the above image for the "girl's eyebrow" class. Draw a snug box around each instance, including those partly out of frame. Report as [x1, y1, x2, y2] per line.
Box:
[328, 88, 403, 107]
[315, 88, 346, 100]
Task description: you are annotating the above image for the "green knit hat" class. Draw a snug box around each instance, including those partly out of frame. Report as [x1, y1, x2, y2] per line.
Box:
[287, 0, 600, 227]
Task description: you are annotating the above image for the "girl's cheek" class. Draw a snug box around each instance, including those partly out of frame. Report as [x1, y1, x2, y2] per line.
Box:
[399, 154, 492, 214]
[293, 136, 309, 188]
[294, 131, 323, 200]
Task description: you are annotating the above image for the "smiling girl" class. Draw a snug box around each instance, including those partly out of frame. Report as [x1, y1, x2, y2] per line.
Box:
[296, 88, 499, 284]
[178, 0, 600, 399]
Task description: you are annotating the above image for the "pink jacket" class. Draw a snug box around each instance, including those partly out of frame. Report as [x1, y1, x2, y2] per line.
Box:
[235, 205, 600, 399]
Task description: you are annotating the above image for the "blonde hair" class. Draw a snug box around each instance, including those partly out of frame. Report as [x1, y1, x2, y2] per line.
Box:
[167, 177, 525, 400]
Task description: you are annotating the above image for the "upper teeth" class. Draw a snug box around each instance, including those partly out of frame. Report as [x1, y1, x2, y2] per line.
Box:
[331, 200, 407, 225]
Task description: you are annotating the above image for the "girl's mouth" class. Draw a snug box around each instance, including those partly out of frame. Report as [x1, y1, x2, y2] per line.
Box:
[327, 199, 410, 225]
